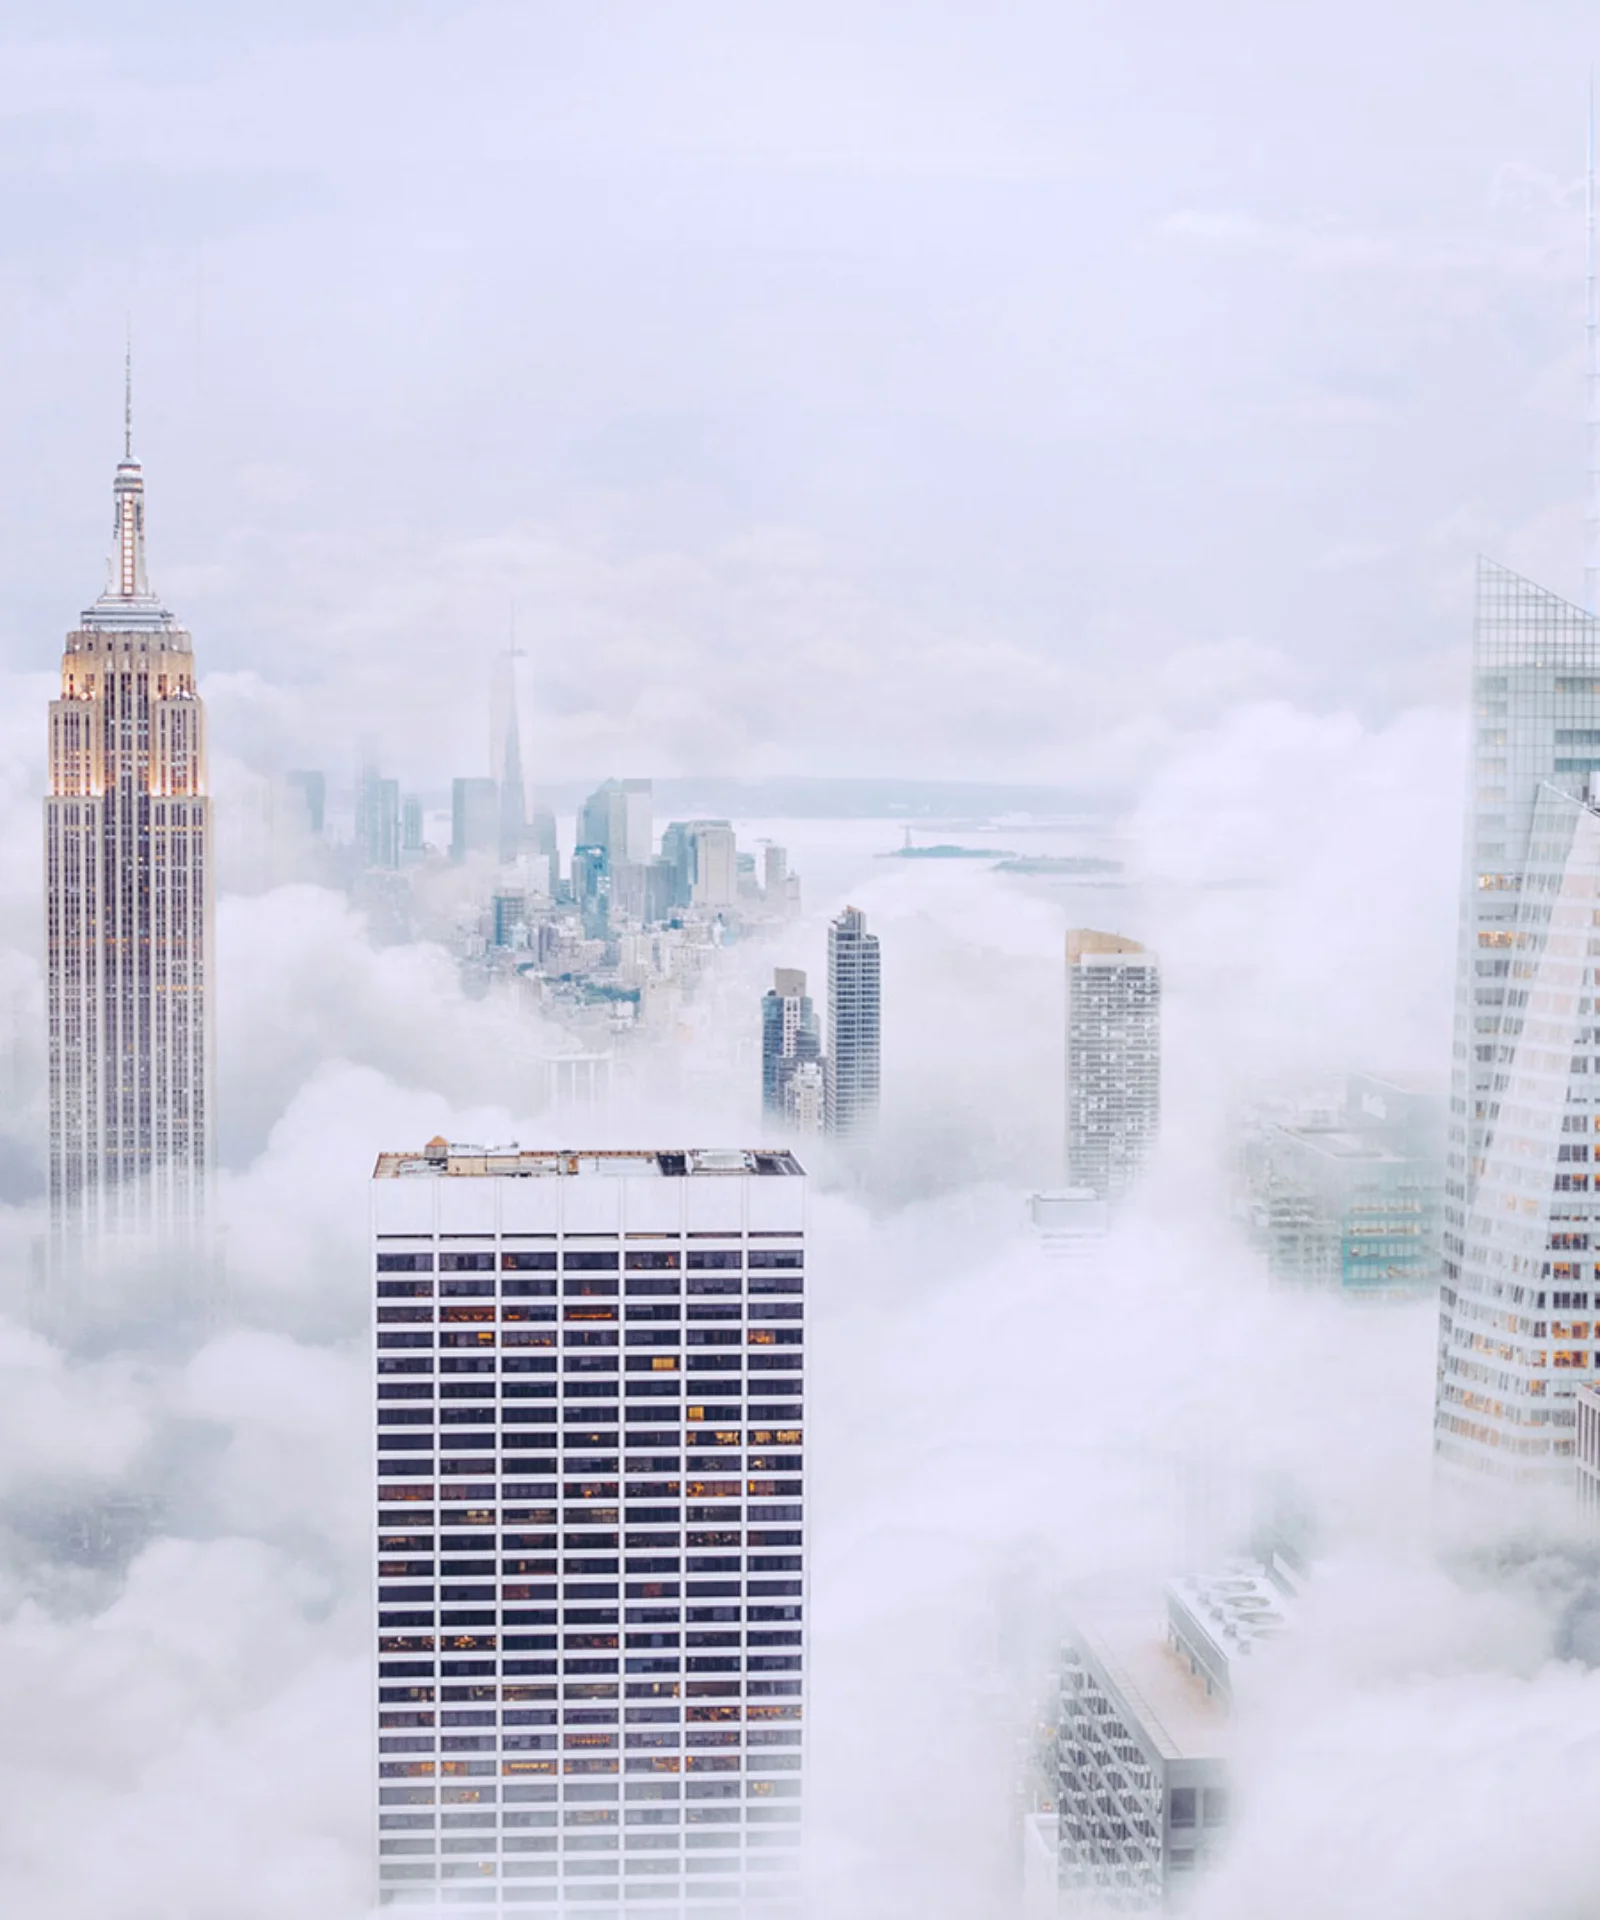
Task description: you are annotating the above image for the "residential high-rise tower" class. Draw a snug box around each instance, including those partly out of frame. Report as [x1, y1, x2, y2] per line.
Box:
[825, 907, 879, 1137]
[372, 1142, 807, 1914]
[1064, 932, 1160, 1204]
[45, 402, 213, 1232]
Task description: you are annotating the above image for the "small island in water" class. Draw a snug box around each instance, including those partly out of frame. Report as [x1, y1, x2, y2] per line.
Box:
[879, 843, 1014, 860]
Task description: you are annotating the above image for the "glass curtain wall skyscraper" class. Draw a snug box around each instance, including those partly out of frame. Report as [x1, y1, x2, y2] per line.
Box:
[372, 1143, 807, 1917]
[1436, 560, 1600, 1482]
[825, 908, 879, 1137]
[760, 971, 821, 1121]
[45, 415, 213, 1233]
[491, 649, 529, 867]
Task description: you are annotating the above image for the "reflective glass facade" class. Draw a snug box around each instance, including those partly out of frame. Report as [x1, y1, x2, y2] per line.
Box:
[825, 909, 879, 1137]
[1436, 560, 1600, 1479]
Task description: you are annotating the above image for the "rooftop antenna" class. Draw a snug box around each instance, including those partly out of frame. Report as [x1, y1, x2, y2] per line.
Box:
[1587, 74, 1598, 614]
[123, 322, 133, 461]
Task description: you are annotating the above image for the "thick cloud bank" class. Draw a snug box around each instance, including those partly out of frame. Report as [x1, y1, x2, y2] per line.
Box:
[0, 697, 1591, 1918]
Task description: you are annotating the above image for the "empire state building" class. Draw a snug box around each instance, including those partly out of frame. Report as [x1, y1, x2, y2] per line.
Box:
[45, 409, 213, 1232]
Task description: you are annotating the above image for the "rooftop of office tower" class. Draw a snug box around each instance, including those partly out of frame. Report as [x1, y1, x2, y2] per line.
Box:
[1067, 1595, 1228, 1763]
[1068, 929, 1151, 961]
[374, 1141, 805, 1178]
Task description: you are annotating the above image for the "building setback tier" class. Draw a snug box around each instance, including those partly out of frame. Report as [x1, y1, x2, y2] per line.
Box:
[46, 433, 213, 1236]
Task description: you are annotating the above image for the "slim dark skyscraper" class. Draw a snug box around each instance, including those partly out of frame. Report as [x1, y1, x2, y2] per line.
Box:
[825, 906, 879, 1136]
[45, 388, 213, 1232]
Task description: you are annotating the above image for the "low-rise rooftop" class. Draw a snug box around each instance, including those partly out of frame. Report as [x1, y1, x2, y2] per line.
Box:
[1166, 1556, 1300, 1700]
[373, 1143, 805, 1180]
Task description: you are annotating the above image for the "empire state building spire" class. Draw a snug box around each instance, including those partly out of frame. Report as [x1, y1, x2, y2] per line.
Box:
[95, 348, 164, 617]
[45, 380, 214, 1237]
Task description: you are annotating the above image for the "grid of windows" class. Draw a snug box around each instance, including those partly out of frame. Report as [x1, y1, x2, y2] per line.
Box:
[373, 1165, 804, 1915]
[1437, 561, 1600, 1479]
[1054, 1641, 1224, 1911]
[45, 449, 212, 1238]
[825, 908, 879, 1137]
[1065, 939, 1161, 1206]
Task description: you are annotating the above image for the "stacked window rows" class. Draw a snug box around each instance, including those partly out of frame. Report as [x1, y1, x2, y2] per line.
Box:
[1064, 945, 1161, 1207]
[1439, 776, 1600, 1469]
[46, 444, 213, 1236]
[1438, 562, 1600, 1473]
[1055, 1651, 1164, 1910]
[374, 1233, 804, 1913]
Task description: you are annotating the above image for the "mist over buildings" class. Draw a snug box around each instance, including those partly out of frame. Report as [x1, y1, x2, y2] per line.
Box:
[0, 2, 1598, 1917]
[2, 0, 1598, 781]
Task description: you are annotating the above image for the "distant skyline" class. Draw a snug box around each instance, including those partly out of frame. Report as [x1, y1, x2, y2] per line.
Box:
[1, 3, 1598, 787]
[4, 12, 1594, 1920]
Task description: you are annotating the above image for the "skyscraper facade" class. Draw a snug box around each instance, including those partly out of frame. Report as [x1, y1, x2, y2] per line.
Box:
[45, 423, 213, 1230]
[452, 779, 499, 862]
[1576, 1381, 1600, 1519]
[359, 767, 402, 870]
[491, 650, 529, 867]
[580, 782, 654, 870]
[1235, 1073, 1445, 1295]
[1064, 932, 1160, 1204]
[1436, 561, 1600, 1481]
[760, 971, 821, 1120]
[762, 847, 787, 908]
[372, 1142, 807, 1915]
[1038, 1552, 1299, 1913]
[403, 795, 426, 860]
[1048, 1594, 1230, 1910]
[661, 823, 736, 913]
[825, 907, 879, 1137]
[286, 768, 327, 837]
[783, 1065, 824, 1138]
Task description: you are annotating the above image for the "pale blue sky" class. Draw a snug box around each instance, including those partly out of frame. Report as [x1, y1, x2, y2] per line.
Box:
[0, 0, 1593, 781]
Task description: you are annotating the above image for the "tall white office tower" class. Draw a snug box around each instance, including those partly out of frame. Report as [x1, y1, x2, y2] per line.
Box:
[1064, 932, 1160, 1205]
[824, 907, 879, 1137]
[373, 1144, 806, 1917]
[45, 395, 213, 1235]
[1434, 564, 1600, 1484]
[686, 824, 735, 910]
